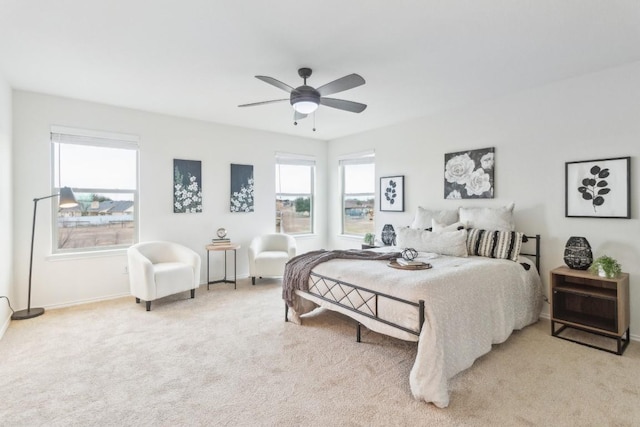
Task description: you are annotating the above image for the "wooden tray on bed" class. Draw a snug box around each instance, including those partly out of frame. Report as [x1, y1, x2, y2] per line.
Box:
[387, 260, 432, 270]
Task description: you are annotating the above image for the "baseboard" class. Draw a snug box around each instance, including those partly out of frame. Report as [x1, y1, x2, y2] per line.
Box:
[43, 292, 131, 311]
[0, 313, 10, 341]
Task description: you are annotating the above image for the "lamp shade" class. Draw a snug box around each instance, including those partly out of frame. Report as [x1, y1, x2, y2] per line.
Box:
[58, 187, 78, 208]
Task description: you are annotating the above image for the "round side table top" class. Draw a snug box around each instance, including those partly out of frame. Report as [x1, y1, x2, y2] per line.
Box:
[206, 243, 241, 251]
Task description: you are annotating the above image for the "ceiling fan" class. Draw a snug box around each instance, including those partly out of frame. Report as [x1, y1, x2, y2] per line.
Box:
[238, 68, 367, 123]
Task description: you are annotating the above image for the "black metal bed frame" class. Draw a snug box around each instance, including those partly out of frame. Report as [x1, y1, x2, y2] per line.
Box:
[285, 234, 541, 343]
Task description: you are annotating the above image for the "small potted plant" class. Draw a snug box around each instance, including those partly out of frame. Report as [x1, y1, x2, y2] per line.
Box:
[363, 233, 375, 246]
[589, 255, 622, 278]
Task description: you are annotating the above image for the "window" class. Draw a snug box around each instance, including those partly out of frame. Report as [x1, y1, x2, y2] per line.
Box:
[51, 126, 139, 252]
[340, 153, 375, 236]
[276, 153, 315, 235]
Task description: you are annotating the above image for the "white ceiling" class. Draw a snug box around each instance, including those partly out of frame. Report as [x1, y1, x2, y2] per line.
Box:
[1, 1, 640, 140]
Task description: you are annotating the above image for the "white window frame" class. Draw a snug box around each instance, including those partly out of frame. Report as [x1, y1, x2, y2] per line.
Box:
[339, 151, 375, 237]
[50, 126, 139, 254]
[275, 152, 316, 236]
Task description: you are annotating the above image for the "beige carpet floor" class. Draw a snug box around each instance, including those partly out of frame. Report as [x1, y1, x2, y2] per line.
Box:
[1, 278, 639, 426]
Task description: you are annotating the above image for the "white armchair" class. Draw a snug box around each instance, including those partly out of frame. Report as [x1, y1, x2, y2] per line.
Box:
[127, 241, 201, 311]
[248, 234, 296, 285]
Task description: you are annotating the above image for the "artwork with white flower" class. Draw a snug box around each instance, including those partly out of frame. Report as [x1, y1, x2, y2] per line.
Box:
[444, 147, 494, 199]
[230, 164, 254, 213]
[173, 159, 203, 213]
[380, 175, 404, 212]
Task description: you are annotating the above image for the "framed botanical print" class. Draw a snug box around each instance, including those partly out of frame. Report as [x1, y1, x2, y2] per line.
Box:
[380, 175, 404, 212]
[230, 164, 254, 212]
[565, 156, 630, 218]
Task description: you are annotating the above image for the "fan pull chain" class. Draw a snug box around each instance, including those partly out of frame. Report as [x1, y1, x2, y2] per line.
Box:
[313, 112, 316, 132]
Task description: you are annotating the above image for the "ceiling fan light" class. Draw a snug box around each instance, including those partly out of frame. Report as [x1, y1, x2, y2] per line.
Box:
[293, 101, 318, 114]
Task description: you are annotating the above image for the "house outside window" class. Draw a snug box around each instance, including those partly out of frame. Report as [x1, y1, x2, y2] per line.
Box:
[275, 153, 315, 235]
[340, 152, 375, 236]
[51, 126, 139, 253]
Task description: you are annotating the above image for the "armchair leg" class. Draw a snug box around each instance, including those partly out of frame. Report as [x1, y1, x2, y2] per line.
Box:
[252, 277, 255, 285]
[146, 301, 151, 311]
[136, 298, 140, 304]
[191, 289, 195, 298]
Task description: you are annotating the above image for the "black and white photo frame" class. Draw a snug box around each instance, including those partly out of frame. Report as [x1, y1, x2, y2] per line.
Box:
[565, 156, 630, 219]
[380, 175, 404, 212]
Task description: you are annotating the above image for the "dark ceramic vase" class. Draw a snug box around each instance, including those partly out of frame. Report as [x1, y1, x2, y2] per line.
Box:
[563, 236, 593, 270]
[381, 224, 396, 246]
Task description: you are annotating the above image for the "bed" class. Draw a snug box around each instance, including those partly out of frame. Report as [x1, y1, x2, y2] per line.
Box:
[282, 205, 544, 408]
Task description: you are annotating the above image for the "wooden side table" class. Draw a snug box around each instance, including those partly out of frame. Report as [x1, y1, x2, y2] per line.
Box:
[206, 244, 240, 290]
[550, 266, 630, 355]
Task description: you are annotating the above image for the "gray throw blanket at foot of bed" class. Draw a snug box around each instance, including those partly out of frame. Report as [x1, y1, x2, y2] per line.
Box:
[282, 249, 401, 306]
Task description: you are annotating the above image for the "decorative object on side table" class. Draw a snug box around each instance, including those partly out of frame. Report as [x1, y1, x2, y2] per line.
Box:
[381, 224, 396, 246]
[216, 227, 227, 239]
[563, 236, 593, 270]
[589, 255, 622, 279]
[363, 233, 375, 246]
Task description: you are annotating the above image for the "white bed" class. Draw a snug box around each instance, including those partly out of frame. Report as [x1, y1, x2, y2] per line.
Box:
[286, 248, 543, 408]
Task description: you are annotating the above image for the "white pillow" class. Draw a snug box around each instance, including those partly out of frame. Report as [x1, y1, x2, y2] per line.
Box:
[410, 206, 459, 229]
[458, 202, 515, 231]
[432, 219, 465, 232]
[396, 227, 468, 257]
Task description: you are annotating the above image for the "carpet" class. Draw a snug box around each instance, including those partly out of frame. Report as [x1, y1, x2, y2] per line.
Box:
[1, 278, 639, 426]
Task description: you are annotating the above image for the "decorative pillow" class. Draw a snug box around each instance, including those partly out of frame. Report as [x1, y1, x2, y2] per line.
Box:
[396, 227, 468, 257]
[466, 228, 523, 262]
[410, 206, 459, 229]
[458, 202, 515, 231]
[432, 219, 466, 232]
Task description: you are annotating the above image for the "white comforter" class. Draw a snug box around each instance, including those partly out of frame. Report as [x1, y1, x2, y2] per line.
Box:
[289, 252, 543, 408]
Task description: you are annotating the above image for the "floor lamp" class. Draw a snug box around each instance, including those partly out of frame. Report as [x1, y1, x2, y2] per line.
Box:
[11, 187, 78, 320]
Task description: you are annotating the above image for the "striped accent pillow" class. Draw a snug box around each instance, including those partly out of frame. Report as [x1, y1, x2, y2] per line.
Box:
[466, 228, 524, 262]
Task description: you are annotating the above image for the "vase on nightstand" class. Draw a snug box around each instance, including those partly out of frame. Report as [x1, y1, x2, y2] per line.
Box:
[381, 224, 396, 246]
[563, 236, 593, 270]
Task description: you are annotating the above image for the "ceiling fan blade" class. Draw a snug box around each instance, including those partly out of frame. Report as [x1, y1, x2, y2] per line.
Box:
[294, 111, 308, 121]
[238, 99, 288, 107]
[255, 76, 294, 93]
[320, 97, 367, 113]
[316, 74, 365, 96]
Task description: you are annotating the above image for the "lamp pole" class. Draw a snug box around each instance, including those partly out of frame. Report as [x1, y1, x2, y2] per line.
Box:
[12, 188, 77, 320]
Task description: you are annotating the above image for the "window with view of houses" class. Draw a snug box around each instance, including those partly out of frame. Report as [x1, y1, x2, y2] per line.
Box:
[275, 154, 315, 235]
[51, 126, 139, 252]
[340, 153, 375, 236]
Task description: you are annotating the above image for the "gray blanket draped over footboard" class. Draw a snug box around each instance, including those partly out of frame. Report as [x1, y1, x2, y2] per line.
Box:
[282, 249, 401, 306]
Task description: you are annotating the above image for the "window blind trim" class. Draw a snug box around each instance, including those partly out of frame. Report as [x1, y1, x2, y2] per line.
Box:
[51, 125, 139, 149]
[275, 151, 316, 166]
[338, 149, 375, 164]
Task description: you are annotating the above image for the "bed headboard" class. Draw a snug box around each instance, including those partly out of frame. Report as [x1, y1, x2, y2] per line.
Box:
[520, 234, 541, 272]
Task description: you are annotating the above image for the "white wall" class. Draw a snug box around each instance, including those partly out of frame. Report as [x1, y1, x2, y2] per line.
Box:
[12, 91, 327, 310]
[328, 62, 640, 338]
[0, 75, 12, 335]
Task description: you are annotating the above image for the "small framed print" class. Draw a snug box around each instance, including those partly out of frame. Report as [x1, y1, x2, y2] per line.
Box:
[380, 175, 404, 212]
[565, 156, 630, 218]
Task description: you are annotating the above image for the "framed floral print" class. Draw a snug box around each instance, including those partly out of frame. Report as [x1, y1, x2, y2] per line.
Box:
[444, 147, 494, 199]
[230, 164, 254, 212]
[565, 156, 630, 218]
[380, 175, 404, 212]
[173, 159, 203, 213]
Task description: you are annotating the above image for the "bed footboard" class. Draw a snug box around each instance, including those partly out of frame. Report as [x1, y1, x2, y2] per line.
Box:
[286, 272, 425, 342]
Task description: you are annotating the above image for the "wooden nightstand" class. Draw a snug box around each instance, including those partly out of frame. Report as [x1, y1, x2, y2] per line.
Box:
[550, 266, 630, 355]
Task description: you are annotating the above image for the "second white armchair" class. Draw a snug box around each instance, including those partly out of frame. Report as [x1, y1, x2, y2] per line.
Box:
[248, 234, 296, 285]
